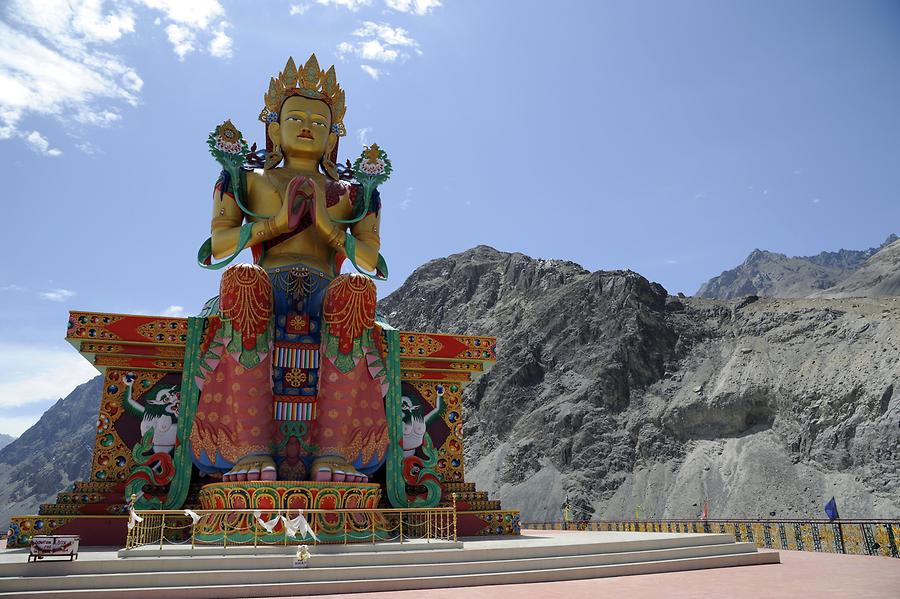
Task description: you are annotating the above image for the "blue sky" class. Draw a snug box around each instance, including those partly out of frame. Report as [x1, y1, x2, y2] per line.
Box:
[1, 0, 899, 436]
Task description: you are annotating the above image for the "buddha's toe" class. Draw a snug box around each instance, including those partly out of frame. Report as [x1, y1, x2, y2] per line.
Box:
[313, 468, 332, 482]
[261, 466, 277, 481]
[332, 470, 347, 483]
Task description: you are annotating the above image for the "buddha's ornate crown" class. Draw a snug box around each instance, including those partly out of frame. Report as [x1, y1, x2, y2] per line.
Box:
[258, 54, 346, 137]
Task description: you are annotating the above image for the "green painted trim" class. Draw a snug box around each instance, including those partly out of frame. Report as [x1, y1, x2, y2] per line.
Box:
[162, 316, 205, 509]
[197, 222, 254, 271]
[344, 232, 389, 280]
[381, 324, 406, 507]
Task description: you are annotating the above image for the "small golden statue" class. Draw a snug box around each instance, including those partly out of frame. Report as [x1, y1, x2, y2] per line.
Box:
[190, 55, 392, 485]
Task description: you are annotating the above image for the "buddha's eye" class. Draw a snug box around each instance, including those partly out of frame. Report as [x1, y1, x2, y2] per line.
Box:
[286, 115, 300, 121]
[312, 120, 325, 127]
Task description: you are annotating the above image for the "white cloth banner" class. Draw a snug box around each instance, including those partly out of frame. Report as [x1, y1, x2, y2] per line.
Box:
[253, 510, 281, 533]
[127, 508, 144, 531]
[183, 509, 201, 524]
[282, 512, 318, 541]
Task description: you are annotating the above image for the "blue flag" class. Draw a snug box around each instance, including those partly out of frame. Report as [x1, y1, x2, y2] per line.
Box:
[824, 496, 839, 521]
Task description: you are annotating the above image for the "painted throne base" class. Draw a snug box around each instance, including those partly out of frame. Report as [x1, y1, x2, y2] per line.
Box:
[194, 480, 385, 544]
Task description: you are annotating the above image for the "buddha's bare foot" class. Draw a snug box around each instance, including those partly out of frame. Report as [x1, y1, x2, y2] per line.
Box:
[310, 457, 368, 484]
[223, 456, 277, 482]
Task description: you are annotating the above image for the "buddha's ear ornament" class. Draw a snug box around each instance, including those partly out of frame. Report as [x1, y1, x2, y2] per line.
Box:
[321, 132, 340, 180]
[263, 144, 284, 171]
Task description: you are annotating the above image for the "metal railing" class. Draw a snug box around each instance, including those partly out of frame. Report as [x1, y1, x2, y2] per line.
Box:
[523, 519, 900, 558]
[125, 505, 458, 550]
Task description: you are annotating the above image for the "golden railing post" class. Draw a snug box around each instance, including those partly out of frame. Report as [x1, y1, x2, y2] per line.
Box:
[399, 510, 404, 544]
[452, 493, 458, 543]
[344, 511, 349, 545]
[191, 516, 196, 550]
[159, 514, 165, 549]
[223, 513, 228, 549]
[253, 513, 258, 548]
[371, 510, 376, 544]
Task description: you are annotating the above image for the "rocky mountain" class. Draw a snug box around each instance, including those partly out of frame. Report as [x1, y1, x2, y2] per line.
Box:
[811, 237, 900, 299]
[696, 234, 898, 299]
[0, 376, 102, 528]
[381, 246, 900, 521]
[4, 245, 899, 527]
[0, 435, 14, 451]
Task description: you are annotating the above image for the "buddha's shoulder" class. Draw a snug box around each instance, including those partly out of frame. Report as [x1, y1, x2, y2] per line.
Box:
[244, 168, 278, 195]
[244, 169, 276, 192]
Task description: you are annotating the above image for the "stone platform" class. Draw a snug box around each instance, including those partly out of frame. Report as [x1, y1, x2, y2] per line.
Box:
[0, 530, 779, 597]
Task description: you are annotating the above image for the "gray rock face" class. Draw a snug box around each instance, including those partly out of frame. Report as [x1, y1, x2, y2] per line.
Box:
[0, 376, 102, 528]
[696, 235, 898, 299]
[4, 243, 898, 527]
[381, 246, 900, 522]
[812, 238, 900, 299]
[0, 435, 14, 451]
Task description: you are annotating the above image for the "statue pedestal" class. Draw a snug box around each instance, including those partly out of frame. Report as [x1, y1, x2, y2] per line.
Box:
[6, 313, 520, 548]
[198, 480, 382, 511]
[194, 481, 384, 544]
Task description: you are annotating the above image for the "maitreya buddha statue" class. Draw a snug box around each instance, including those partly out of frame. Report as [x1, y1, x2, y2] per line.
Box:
[188, 55, 391, 485]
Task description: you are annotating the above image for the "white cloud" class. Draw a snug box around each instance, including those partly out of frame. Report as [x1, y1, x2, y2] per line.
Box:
[75, 141, 101, 155]
[208, 22, 233, 59]
[0, 343, 98, 409]
[401, 186, 413, 210]
[39, 288, 76, 302]
[812, 198, 821, 204]
[360, 65, 380, 79]
[161, 305, 186, 317]
[385, 0, 441, 15]
[354, 21, 418, 47]
[0, 0, 233, 154]
[316, 0, 372, 10]
[289, 3, 311, 15]
[0, 414, 45, 437]
[165, 24, 196, 59]
[338, 21, 420, 66]
[0, 284, 27, 292]
[23, 131, 62, 156]
[73, 0, 137, 42]
[359, 40, 398, 62]
[139, 0, 224, 29]
[665, 259, 678, 265]
[357, 126, 372, 144]
[143, 0, 232, 59]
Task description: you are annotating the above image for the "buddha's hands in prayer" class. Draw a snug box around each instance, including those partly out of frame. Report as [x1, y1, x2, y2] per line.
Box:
[276, 176, 317, 234]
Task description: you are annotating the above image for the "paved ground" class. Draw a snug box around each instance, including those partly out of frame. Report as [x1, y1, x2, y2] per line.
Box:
[5, 530, 898, 597]
[295, 532, 900, 599]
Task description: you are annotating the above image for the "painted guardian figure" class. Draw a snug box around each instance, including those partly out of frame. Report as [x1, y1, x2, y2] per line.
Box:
[189, 55, 391, 485]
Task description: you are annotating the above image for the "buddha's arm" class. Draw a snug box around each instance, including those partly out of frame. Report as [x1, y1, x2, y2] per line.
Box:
[348, 211, 381, 272]
[317, 211, 381, 272]
[315, 187, 381, 272]
[210, 177, 284, 260]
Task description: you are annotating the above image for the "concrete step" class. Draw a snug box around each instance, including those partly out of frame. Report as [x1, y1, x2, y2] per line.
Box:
[1, 533, 742, 578]
[0, 549, 779, 598]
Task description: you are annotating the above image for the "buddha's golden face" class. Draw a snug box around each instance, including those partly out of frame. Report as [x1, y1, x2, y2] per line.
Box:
[274, 95, 332, 159]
